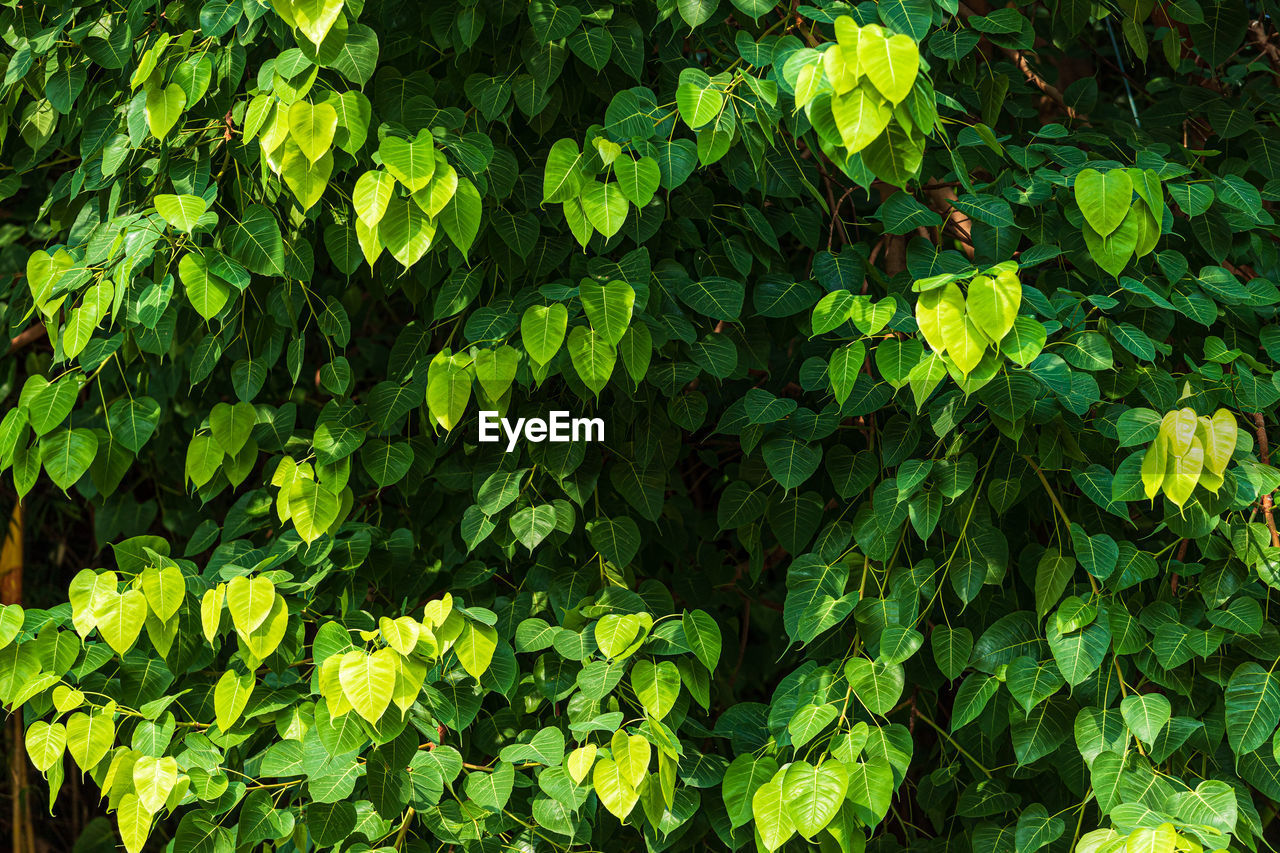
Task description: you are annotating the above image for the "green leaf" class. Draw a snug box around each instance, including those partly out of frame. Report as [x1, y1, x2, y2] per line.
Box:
[1034, 549, 1075, 621]
[208, 401, 256, 456]
[593, 756, 639, 820]
[845, 657, 905, 715]
[226, 578, 275, 651]
[784, 760, 848, 838]
[144, 83, 186, 140]
[930, 626, 972, 680]
[580, 181, 629, 239]
[832, 86, 893, 154]
[677, 0, 719, 28]
[631, 660, 681, 719]
[679, 277, 744, 321]
[588, 516, 641, 566]
[1225, 662, 1280, 755]
[473, 346, 518, 401]
[676, 72, 724, 129]
[763, 438, 821, 489]
[214, 669, 254, 731]
[1075, 168, 1133, 237]
[1121, 692, 1171, 745]
[830, 341, 867, 404]
[97, 589, 146, 656]
[338, 648, 396, 723]
[353, 171, 395, 228]
[521, 303, 569, 365]
[66, 712, 114, 771]
[288, 479, 340, 543]
[812, 290, 855, 335]
[614, 156, 661, 207]
[39, 428, 98, 490]
[441, 178, 482, 257]
[288, 100, 338, 163]
[510, 504, 558, 551]
[25, 721, 66, 772]
[380, 196, 436, 268]
[966, 270, 1021, 343]
[426, 351, 472, 430]
[857, 31, 920, 105]
[543, 138, 585, 203]
[456, 620, 498, 678]
[567, 326, 616, 395]
[117, 794, 152, 853]
[594, 614, 642, 659]
[226, 205, 284, 276]
[140, 564, 185, 621]
[155, 194, 209, 232]
[380, 132, 436, 193]
[579, 280, 635, 347]
[751, 777, 796, 852]
[293, 0, 345, 47]
[787, 703, 838, 749]
[1015, 803, 1064, 853]
[681, 610, 721, 670]
[281, 146, 333, 211]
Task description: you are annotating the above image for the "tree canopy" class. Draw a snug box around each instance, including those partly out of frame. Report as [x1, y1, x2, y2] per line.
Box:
[2, 0, 1280, 852]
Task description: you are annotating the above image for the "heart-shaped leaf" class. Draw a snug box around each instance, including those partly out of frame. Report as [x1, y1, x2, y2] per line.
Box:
[288, 100, 338, 164]
[155, 194, 209, 232]
[380, 133, 436, 193]
[858, 31, 919, 104]
[1075, 168, 1134, 237]
[579, 279, 635, 346]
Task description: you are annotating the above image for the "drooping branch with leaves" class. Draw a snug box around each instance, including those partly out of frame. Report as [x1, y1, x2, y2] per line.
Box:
[1, 0, 1279, 852]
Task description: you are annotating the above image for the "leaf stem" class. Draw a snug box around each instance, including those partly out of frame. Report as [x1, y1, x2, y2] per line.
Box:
[912, 708, 992, 778]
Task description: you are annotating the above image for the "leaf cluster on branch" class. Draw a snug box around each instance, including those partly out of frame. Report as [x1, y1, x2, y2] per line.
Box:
[0, 0, 1279, 851]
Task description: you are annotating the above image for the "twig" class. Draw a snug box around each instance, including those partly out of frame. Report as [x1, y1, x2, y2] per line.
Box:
[913, 708, 993, 778]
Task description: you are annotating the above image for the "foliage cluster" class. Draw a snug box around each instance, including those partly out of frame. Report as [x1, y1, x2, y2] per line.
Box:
[1, 0, 1280, 851]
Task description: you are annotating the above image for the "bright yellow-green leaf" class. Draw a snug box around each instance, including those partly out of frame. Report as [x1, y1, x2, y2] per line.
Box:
[66, 712, 114, 771]
[140, 564, 185, 622]
[965, 271, 1021, 343]
[287, 100, 338, 164]
[857, 30, 919, 105]
[154, 194, 208, 232]
[353, 170, 395, 228]
[281, 144, 333, 211]
[831, 85, 892, 154]
[338, 647, 396, 723]
[567, 744, 597, 784]
[426, 350, 472, 431]
[25, 720, 66, 772]
[593, 756, 639, 821]
[456, 619, 498, 679]
[144, 83, 186, 140]
[214, 669, 254, 731]
[117, 793, 152, 853]
[379, 616, 420, 655]
[96, 589, 147, 656]
[132, 754, 178, 812]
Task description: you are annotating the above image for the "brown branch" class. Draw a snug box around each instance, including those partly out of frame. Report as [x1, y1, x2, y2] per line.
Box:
[1252, 413, 1279, 547]
[827, 187, 854, 249]
[956, 2, 1084, 122]
[6, 324, 45, 356]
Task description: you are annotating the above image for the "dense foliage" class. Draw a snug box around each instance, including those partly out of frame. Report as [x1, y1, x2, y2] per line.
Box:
[2, 0, 1280, 851]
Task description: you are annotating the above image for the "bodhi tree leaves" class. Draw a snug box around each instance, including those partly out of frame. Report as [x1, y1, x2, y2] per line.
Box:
[3, 0, 1280, 852]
